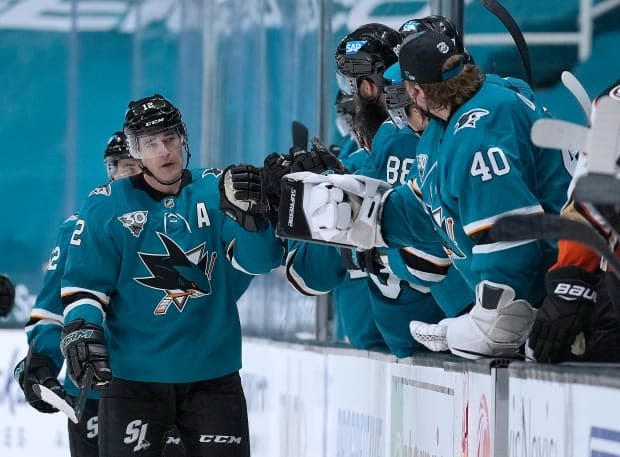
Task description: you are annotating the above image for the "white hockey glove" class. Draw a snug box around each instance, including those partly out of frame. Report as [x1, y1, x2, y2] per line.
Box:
[276, 171, 392, 250]
[409, 280, 536, 360]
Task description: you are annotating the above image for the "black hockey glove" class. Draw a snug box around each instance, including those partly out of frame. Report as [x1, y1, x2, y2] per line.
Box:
[290, 137, 348, 176]
[61, 319, 111, 390]
[219, 164, 270, 232]
[529, 266, 599, 363]
[261, 152, 293, 225]
[0, 274, 15, 317]
[261, 138, 348, 226]
[340, 248, 385, 276]
[14, 350, 65, 413]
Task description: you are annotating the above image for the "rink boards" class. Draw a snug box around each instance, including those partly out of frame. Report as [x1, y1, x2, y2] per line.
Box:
[2, 330, 620, 457]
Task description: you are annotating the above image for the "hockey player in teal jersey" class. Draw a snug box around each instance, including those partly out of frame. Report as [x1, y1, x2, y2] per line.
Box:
[394, 30, 571, 359]
[288, 23, 447, 358]
[59, 94, 284, 457]
[285, 26, 405, 352]
[333, 90, 361, 160]
[279, 28, 572, 360]
[12, 131, 184, 457]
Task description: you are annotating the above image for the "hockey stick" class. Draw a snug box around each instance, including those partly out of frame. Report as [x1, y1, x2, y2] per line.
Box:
[32, 384, 79, 423]
[491, 214, 620, 278]
[72, 365, 94, 423]
[573, 173, 620, 206]
[561, 71, 592, 126]
[291, 121, 309, 152]
[530, 118, 589, 152]
[582, 95, 620, 174]
[481, 0, 533, 86]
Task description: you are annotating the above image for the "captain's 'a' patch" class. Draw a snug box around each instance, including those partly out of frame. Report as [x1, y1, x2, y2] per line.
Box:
[89, 184, 112, 197]
[454, 108, 489, 133]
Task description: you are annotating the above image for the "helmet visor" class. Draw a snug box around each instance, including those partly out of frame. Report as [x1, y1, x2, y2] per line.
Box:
[128, 127, 183, 160]
[336, 113, 354, 137]
[106, 157, 142, 181]
[388, 107, 410, 130]
[336, 71, 357, 95]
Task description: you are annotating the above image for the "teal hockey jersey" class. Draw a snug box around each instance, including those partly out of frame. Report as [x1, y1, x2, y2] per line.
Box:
[25, 213, 99, 398]
[61, 169, 284, 383]
[382, 75, 572, 306]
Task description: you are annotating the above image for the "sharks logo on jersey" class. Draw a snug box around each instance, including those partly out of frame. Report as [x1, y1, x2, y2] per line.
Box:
[65, 213, 79, 223]
[201, 168, 222, 179]
[609, 84, 620, 101]
[89, 184, 111, 197]
[417, 154, 428, 181]
[136, 232, 218, 315]
[429, 205, 466, 260]
[118, 211, 148, 237]
[454, 109, 489, 134]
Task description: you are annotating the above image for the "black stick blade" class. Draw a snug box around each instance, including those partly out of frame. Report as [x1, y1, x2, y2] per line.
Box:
[491, 214, 620, 277]
[292, 121, 309, 152]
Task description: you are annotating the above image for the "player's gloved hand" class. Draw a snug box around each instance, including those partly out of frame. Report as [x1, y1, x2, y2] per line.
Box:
[410, 281, 536, 359]
[341, 248, 385, 275]
[528, 266, 598, 363]
[14, 350, 65, 413]
[219, 164, 270, 232]
[61, 319, 111, 390]
[261, 139, 348, 226]
[261, 153, 294, 225]
[290, 137, 348, 176]
[278, 172, 392, 250]
[0, 274, 15, 317]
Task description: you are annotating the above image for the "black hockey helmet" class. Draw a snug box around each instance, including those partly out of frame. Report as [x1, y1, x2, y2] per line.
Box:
[398, 18, 430, 37]
[335, 23, 401, 93]
[423, 16, 464, 53]
[103, 131, 141, 180]
[103, 131, 131, 161]
[123, 93, 188, 160]
[400, 15, 473, 64]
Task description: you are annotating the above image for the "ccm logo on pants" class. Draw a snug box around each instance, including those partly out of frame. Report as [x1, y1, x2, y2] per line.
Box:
[199, 435, 242, 444]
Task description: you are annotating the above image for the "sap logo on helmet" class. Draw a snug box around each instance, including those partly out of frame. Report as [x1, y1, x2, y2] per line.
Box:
[393, 43, 401, 57]
[454, 108, 490, 133]
[401, 20, 421, 32]
[145, 117, 164, 127]
[345, 40, 366, 55]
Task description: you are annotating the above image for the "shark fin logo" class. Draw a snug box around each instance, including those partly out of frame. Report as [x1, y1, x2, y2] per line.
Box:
[202, 168, 222, 178]
[135, 232, 217, 315]
[417, 154, 428, 181]
[454, 109, 489, 133]
[89, 184, 111, 197]
[118, 211, 148, 237]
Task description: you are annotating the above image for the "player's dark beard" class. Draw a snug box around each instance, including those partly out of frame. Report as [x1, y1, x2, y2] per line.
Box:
[354, 95, 388, 151]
